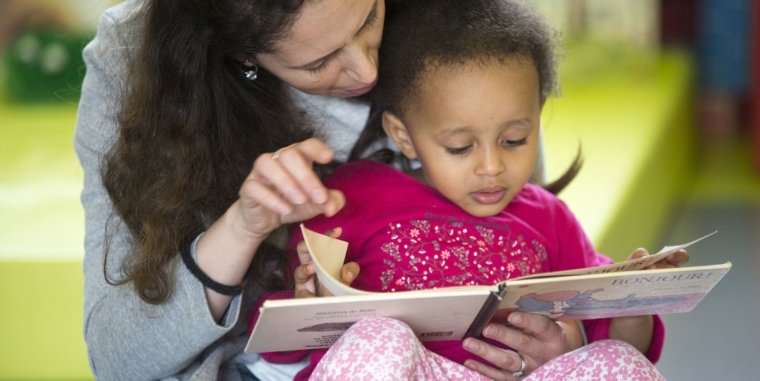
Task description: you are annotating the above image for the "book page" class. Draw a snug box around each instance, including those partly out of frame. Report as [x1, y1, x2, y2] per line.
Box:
[516, 231, 717, 280]
[494, 262, 731, 322]
[301, 225, 371, 296]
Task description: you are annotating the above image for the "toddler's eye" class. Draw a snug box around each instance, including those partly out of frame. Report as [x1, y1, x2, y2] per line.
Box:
[446, 146, 472, 155]
[503, 138, 527, 147]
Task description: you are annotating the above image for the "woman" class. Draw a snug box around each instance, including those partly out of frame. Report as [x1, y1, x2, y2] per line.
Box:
[74, 0, 557, 380]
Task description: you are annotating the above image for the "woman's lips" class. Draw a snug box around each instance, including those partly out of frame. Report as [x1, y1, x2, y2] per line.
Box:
[471, 186, 506, 205]
[345, 78, 378, 95]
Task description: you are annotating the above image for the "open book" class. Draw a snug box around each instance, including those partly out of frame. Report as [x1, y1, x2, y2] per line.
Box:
[245, 228, 730, 353]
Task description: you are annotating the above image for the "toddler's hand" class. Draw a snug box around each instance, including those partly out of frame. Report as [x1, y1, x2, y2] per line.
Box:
[294, 227, 360, 298]
[462, 313, 583, 379]
[627, 248, 690, 270]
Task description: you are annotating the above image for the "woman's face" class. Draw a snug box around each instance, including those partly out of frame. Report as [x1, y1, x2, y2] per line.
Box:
[256, 0, 384, 98]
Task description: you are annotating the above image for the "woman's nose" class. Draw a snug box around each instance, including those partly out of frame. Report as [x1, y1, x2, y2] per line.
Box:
[345, 45, 377, 84]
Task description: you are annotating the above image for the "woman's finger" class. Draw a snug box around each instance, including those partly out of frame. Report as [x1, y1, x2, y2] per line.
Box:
[254, 153, 310, 204]
[323, 189, 346, 217]
[278, 190, 345, 225]
[326, 227, 343, 239]
[276, 144, 331, 205]
[278, 138, 334, 205]
[292, 138, 335, 165]
[239, 175, 293, 215]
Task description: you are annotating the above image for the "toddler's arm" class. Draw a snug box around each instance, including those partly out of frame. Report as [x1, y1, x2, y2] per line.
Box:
[608, 247, 689, 356]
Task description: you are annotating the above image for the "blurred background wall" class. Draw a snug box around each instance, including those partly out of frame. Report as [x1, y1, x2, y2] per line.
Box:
[0, 1, 119, 380]
[0, 0, 757, 379]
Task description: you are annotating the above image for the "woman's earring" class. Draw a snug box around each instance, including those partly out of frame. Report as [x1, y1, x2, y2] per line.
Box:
[243, 60, 258, 81]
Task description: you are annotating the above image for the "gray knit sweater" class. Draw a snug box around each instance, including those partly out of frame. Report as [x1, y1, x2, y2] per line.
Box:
[75, 2, 257, 380]
[74, 2, 546, 380]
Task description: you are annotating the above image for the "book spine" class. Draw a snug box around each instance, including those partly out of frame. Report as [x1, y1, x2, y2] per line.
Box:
[463, 283, 507, 339]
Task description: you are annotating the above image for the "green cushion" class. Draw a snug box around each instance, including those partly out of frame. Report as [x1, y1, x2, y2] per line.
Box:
[544, 50, 695, 260]
[0, 101, 91, 379]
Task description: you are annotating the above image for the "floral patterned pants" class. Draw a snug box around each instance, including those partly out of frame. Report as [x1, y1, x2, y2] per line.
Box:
[310, 318, 665, 381]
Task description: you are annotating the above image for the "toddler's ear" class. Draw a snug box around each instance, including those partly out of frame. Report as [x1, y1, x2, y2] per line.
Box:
[382, 111, 417, 160]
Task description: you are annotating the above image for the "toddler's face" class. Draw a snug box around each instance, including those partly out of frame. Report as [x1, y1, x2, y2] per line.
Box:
[396, 58, 542, 217]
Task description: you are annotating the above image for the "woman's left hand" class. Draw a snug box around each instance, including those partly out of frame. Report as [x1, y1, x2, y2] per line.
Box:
[462, 313, 581, 380]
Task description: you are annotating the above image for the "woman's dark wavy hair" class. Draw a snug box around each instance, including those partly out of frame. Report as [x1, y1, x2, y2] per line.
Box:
[350, 0, 581, 194]
[103, 0, 315, 304]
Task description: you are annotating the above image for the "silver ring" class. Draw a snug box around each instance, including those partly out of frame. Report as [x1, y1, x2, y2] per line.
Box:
[272, 147, 286, 160]
[273, 143, 297, 160]
[511, 352, 526, 378]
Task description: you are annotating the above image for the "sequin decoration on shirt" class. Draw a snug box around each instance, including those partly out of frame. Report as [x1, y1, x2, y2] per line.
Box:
[377, 217, 548, 292]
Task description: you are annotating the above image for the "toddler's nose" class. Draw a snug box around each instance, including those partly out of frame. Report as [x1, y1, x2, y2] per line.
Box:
[475, 148, 506, 176]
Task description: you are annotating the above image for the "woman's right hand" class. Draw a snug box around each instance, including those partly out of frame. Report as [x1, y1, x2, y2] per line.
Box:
[294, 227, 360, 298]
[197, 138, 344, 321]
[236, 138, 346, 240]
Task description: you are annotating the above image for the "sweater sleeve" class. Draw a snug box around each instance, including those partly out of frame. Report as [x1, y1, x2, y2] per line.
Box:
[74, 5, 248, 380]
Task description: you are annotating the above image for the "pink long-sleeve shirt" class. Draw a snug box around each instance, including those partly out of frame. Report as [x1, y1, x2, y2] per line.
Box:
[249, 160, 665, 380]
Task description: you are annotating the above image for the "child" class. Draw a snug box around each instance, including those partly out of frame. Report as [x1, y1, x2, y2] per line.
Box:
[250, 0, 677, 379]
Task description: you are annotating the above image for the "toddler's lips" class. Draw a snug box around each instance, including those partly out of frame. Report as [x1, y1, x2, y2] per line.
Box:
[470, 187, 506, 205]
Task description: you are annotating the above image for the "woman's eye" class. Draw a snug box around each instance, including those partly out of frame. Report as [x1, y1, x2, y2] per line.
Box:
[503, 137, 527, 147]
[365, 7, 379, 28]
[446, 146, 472, 155]
[305, 60, 328, 74]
